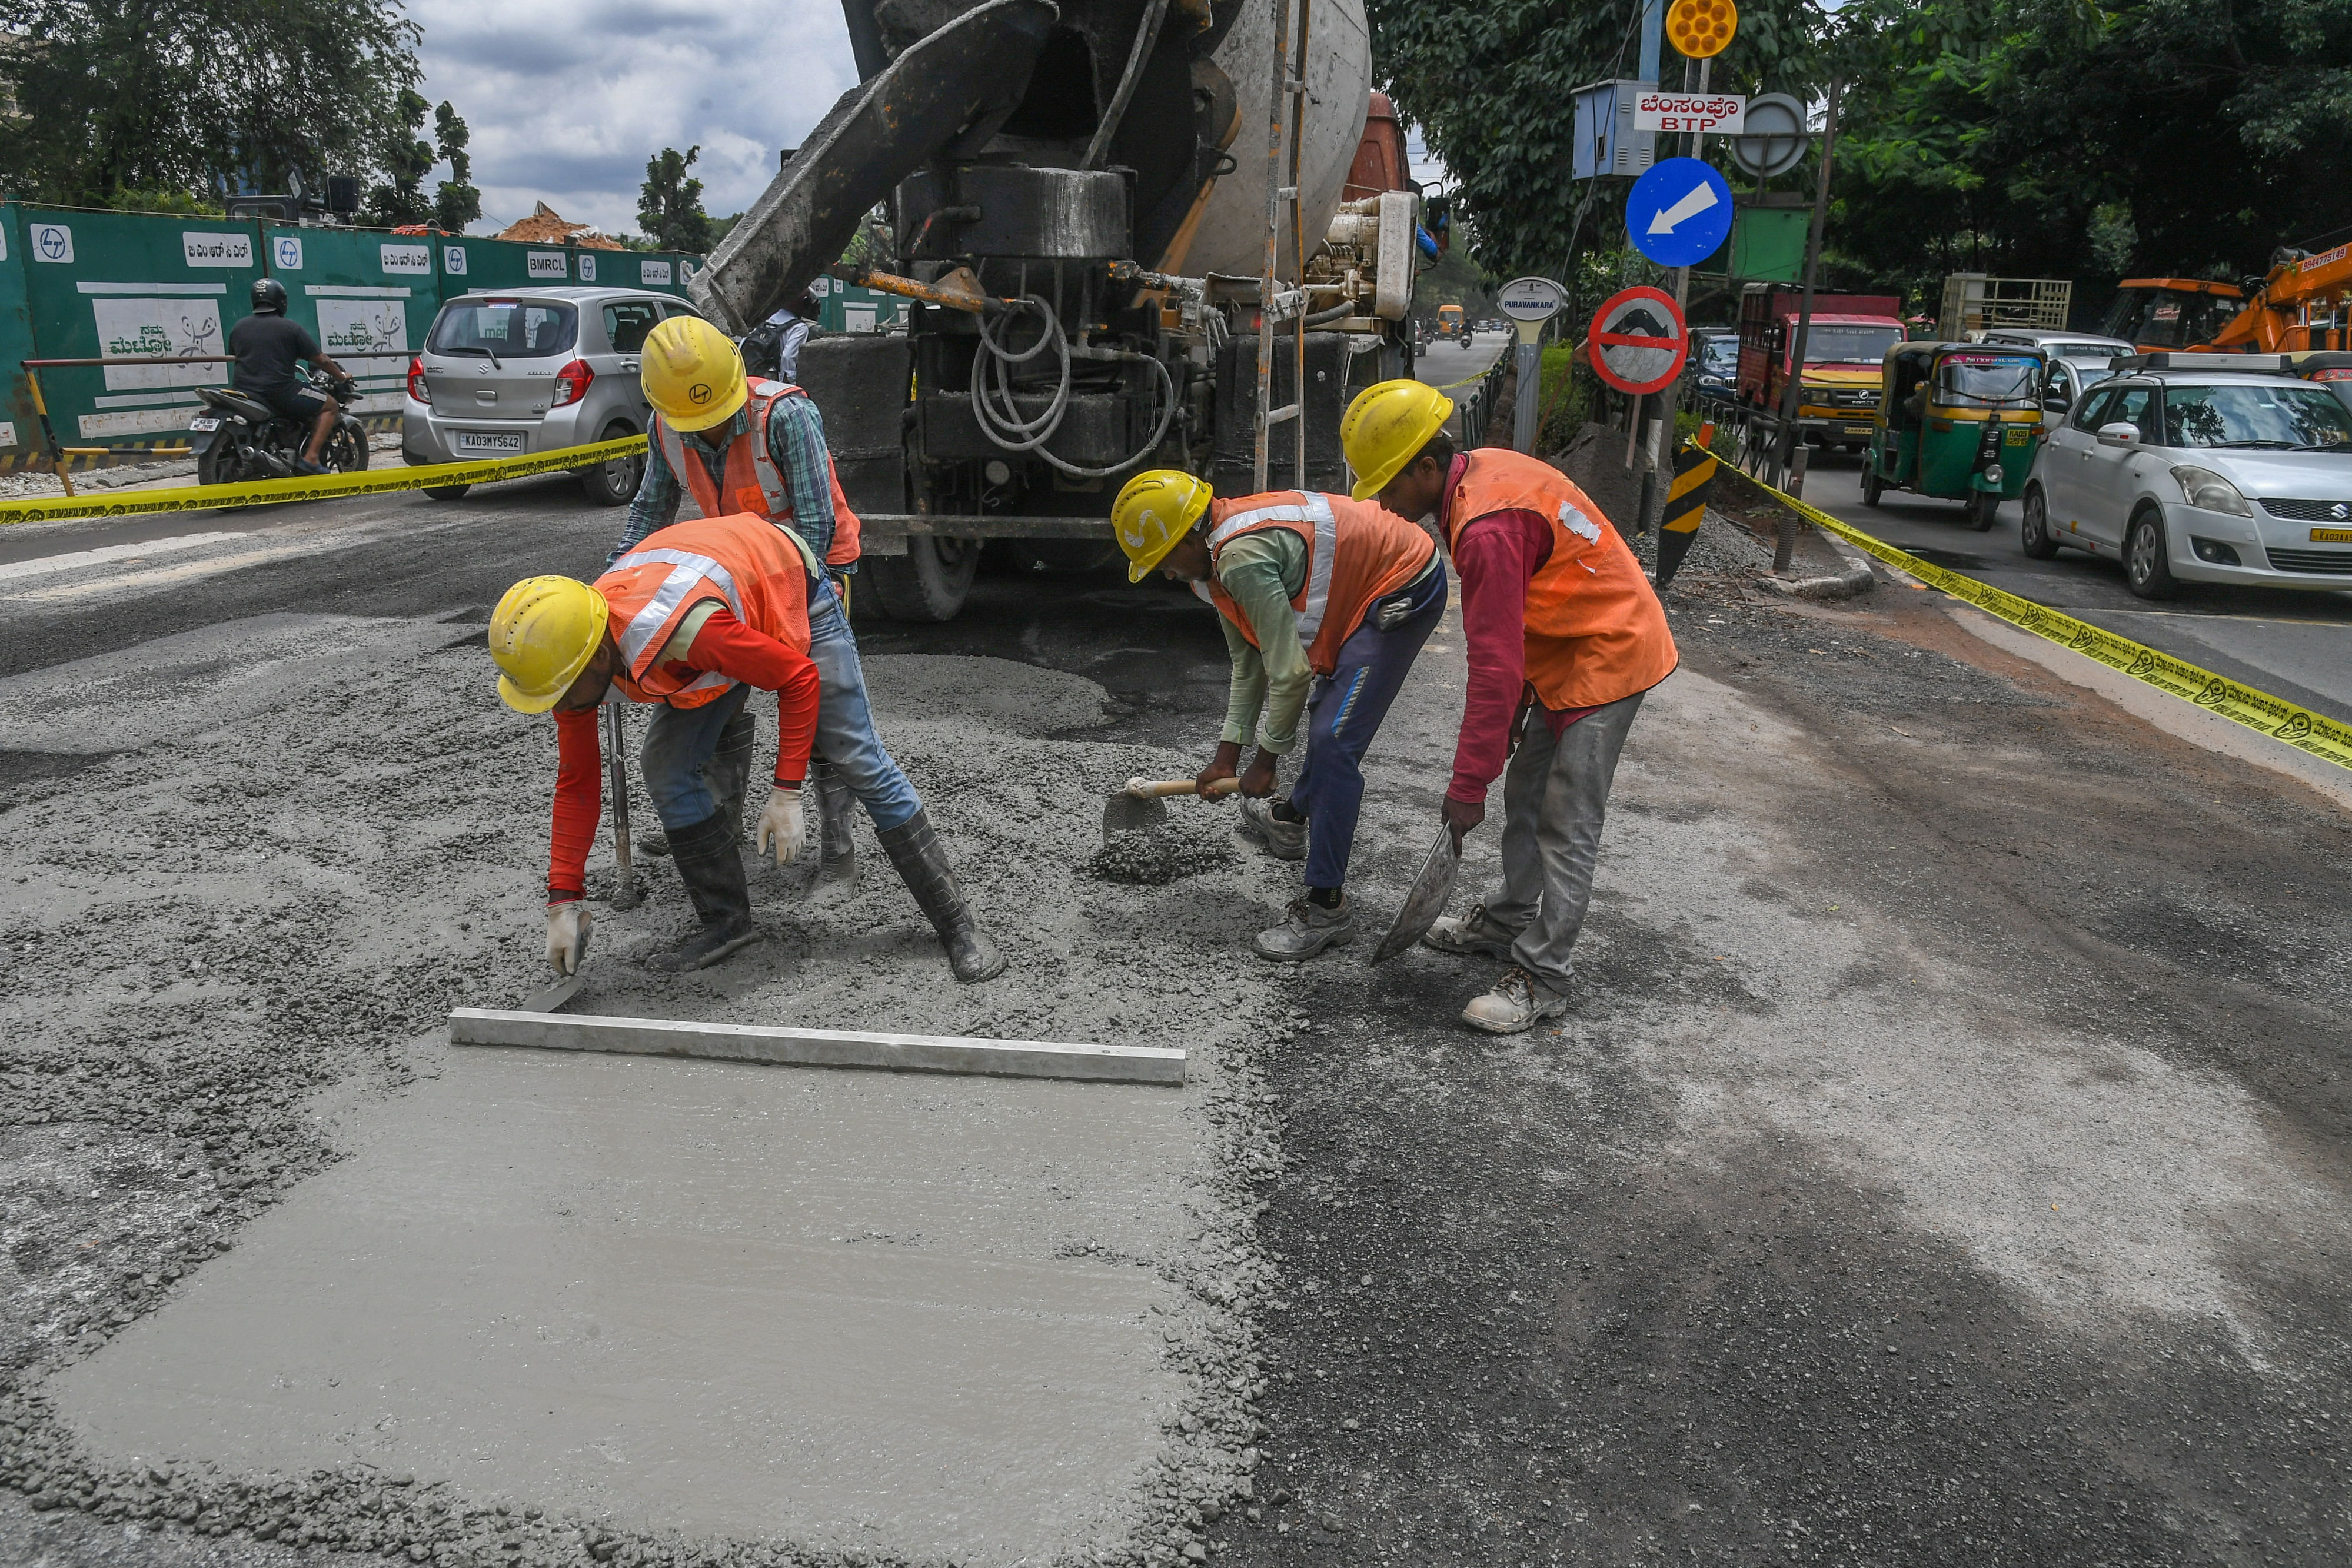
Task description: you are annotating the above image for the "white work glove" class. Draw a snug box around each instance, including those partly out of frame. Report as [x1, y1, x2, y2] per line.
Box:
[755, 785, 805, 865]
[545, 900, 593, 975]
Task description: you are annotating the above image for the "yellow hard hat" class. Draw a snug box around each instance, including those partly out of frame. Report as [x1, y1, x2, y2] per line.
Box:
[1342, 379, 1454, 500]
[641, 315, 746, 432]
[1113, 469, 1213, 582]
[490, 575, 611, 714]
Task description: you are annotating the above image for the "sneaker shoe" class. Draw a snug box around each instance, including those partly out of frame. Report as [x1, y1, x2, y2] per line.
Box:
[1237, 797, 1306, 861]
[292, 458, 330, 477]
[1461, 966, 1570, 1035]
[1253, 895, 1356, 962]
[1423, 903, 1519, 960]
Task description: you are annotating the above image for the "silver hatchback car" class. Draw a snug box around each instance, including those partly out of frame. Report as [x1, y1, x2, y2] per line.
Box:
[402, 286, 708, 505]
[2022, 358, 2352, 598]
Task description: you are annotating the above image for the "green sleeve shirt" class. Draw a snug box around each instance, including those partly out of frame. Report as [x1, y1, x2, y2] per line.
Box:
[1215, 528, 1315, 754]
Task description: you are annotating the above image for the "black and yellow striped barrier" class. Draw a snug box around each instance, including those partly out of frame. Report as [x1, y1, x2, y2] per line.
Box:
[1652, 440, 1719, 589]
[0, 435, 649, 528]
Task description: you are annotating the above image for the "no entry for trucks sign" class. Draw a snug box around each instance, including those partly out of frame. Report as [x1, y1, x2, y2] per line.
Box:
[1588, 286, 1689, 396]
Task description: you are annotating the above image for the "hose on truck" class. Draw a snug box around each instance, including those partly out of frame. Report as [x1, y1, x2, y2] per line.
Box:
[968, 294, 1180, 480]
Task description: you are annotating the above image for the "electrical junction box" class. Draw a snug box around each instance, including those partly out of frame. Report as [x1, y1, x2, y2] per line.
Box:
[1572, 81, 1659, 180]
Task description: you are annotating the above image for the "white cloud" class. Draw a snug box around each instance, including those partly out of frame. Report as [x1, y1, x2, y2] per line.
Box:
[411, 0, 862, 237]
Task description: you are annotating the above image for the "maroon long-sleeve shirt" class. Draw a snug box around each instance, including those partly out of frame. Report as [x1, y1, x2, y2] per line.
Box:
[1446, 457, 1599, 806]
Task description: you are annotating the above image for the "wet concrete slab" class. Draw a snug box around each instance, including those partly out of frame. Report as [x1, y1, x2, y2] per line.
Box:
[49, 1042, 1193, 1564]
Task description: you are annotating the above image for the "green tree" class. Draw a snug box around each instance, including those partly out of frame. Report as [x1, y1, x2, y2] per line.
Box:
[638, 147, 713, 254]
[0, 0, 423, 208]
[431, 100, 481, 233]
[364, 88, 437, 227]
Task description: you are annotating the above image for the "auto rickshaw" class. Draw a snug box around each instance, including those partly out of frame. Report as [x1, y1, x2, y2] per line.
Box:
[1859, 341, 2049, 530]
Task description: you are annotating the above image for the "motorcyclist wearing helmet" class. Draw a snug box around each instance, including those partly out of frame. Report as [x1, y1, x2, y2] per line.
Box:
[227, 277, 347, 475]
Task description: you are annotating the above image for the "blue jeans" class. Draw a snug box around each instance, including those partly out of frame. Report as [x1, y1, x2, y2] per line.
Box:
[638, 582, 924, 833]
[1288, 559, 1448, 890]
[642, 683, 753, 831]
[806, 582, 923, 831]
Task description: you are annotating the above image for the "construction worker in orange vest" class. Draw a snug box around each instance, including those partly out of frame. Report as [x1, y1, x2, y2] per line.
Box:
[487, 511, 1004, 982]
[611, 315, 871, 894]
[1341, 381, 1678, 1033]
[1113, 470, 1447, 960]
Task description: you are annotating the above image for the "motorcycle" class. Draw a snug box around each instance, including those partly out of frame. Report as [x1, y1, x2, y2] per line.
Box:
[188, 371, 370, 486]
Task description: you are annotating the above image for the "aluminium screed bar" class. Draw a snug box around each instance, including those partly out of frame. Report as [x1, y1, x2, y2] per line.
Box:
[448, 1009, 1186, 1086]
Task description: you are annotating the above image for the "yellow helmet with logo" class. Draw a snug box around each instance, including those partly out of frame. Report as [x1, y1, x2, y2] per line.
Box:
[1112, 469, 1213, 582]
[1341, 379, 1454, 500]
[641, 315, 747, 432]
[490, 575, 610, 714]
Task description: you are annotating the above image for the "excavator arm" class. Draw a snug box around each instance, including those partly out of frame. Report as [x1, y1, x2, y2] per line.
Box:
[2211, 244, 2352, 352]
[688, 0, 1060, 331]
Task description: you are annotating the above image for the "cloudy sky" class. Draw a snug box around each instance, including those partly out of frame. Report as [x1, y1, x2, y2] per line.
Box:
[411, 0, 866, 236]
[411, 0, 1446, 237]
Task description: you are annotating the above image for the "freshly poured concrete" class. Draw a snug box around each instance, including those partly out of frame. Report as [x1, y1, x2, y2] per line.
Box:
[51, 1043, 1193, 1563]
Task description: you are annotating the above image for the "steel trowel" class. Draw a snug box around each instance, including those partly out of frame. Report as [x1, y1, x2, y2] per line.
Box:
[1370, 822, 1462, 964]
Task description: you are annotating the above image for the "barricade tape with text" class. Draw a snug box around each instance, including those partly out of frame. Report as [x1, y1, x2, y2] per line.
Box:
[1732, 456, 2352, 775]
[0, 436, 650, 528]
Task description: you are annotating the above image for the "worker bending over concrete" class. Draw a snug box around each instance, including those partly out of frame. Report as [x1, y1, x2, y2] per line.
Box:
[613, 315, 864, 886]
[1114, 470, 1445, 960]
[1341, 381, 1676, 1033]
[489, 512, 1004, 982]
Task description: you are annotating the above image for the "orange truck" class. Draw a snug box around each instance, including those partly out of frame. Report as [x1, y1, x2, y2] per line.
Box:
[2098, 278, 2246, 350]
[1736, 286, 1907, 451]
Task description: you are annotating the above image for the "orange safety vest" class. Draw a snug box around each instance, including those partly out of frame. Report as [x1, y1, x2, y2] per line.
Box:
[654, 378, 863, 567]
[593, 512, 816, 709]
[1443, 450, 1677, 710]
[1193, 490, 1438, 674]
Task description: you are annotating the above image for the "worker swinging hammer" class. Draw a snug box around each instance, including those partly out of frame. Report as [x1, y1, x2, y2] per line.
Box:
[1341, 380, 1678, 1033]
[1113, 468, 1446, 960]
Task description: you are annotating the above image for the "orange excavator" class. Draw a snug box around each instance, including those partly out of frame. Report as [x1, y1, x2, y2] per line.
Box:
[2204, 244, 2352, 352]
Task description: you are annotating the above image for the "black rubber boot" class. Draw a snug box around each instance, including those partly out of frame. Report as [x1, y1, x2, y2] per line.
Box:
[643, 810, 760, 973]
[813, 756, 856, 889]
[876, 808, 1006, 982]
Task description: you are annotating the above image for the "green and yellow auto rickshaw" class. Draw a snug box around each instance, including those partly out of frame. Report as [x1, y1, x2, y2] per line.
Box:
[1860, 341, 2049, 530]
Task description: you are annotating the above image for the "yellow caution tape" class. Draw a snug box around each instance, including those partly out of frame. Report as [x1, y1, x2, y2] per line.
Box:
[0, 435, 649, 528]
[1744, 470, 2352, 774]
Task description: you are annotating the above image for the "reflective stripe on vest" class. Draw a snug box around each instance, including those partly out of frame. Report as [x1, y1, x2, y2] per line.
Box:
[1203, 491, 1338, 642]
[609, 546, 746, 701]
[656, 382, 861, 567]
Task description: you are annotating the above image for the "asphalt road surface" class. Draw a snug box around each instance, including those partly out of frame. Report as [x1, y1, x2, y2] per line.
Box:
[0, 460, 2346, 1568]
[1795, 445, 2352, 728]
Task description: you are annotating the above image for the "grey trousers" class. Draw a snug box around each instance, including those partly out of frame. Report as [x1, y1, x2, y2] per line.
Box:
[1479, 690, 1646, 994]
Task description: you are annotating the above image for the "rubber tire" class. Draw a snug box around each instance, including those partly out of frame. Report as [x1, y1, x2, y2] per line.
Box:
[422, 484, 472, 501]
[1966, 490, 1998, 532]
[324, 420, 368, 474]
[866, 535, 980, 622]
[1860, 460, 1884, 508]
[2125, 508, 2180, 600]
[2020, 485, 2060, 559]
[578, 420, 643, 507]
[195, 444, 247, 488]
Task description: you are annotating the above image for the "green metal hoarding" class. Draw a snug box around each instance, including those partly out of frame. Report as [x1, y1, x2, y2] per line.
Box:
[261, 225, 435, 431]
[434, 237, 701, 304]
[10, 203, 267, 461]
[0, 208, 44, 471]
[811, 275, 904, 334]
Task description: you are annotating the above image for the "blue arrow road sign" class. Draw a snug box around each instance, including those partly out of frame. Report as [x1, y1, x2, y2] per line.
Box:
[1626, 157, 1734, 269]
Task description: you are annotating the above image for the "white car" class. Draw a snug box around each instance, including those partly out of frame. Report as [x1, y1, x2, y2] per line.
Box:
[2021, 359, 2352, 598]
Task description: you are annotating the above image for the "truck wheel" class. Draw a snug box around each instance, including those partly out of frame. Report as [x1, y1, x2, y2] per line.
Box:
[867, 536, 979, 622]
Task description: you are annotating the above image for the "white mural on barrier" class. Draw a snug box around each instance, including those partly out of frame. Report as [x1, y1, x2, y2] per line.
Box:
[91, 298, 225, 391]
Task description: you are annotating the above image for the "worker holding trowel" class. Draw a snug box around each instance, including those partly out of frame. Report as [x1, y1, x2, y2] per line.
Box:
[1113, 470, 1445, 961]
[610, 315, 863, 893]
[488, 510, 1005, 983]
[1339, 380, 1676, 1034]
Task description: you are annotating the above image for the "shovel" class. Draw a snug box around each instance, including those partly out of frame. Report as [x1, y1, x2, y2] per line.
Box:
[1370, 822, 1462, 964]
[604, 705, 644, 911]
[1102, 774, 1241, 837]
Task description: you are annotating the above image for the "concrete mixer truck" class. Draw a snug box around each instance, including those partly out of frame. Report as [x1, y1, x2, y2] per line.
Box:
[688, 0, 1425, 620]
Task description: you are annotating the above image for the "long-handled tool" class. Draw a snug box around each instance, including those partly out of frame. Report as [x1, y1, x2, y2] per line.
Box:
[1370, 822, 1462, 964]
[604, 705, 643, 911]
[1102, 774, 1240, 836]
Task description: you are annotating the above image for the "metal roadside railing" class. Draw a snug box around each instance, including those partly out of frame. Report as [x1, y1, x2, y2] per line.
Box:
[16, 355, 236, 498]
[1448, 344, 1513, 446]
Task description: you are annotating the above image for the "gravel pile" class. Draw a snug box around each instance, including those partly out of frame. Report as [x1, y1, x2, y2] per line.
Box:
[0, 631, 1302, 1567]
[1089, 818, 1240, 885]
